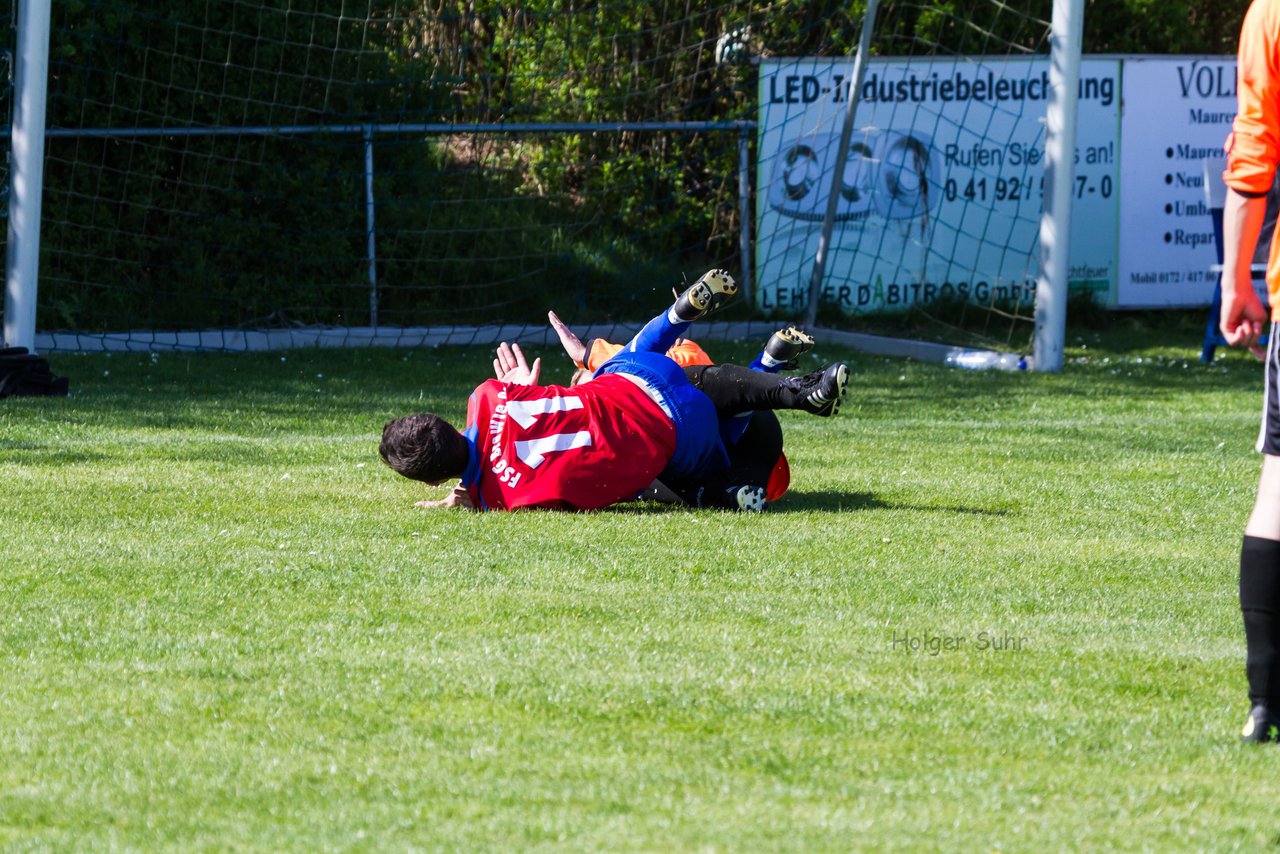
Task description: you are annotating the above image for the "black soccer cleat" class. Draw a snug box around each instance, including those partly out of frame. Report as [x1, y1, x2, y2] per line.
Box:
[791, 362, 849, 417]
[1241, 704, 1280, 743]
[763, 325, 816, 370]
[671, 268, 738, 322]
[730, 484, 767, 513]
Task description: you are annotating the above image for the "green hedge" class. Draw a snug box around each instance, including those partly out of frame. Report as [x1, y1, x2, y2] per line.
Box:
[29, 0, 1247, 330]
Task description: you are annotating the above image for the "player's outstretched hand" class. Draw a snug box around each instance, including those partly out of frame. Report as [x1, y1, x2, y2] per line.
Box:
[415, 485, 475, 510]
[493, 341, 542, 385]
[548, 310, 587, 365]
[1221, 284, 1268, 360]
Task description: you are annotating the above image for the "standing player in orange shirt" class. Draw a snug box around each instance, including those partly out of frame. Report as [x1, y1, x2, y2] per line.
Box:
[1222, 0, 1280, 742]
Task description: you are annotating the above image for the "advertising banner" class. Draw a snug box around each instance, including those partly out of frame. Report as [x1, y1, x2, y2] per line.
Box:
[756, 56, 1121, 315]
[1116, 57, 1236, 307]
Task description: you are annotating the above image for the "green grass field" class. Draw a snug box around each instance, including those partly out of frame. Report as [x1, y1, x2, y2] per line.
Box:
[2, 314, 1278, 850]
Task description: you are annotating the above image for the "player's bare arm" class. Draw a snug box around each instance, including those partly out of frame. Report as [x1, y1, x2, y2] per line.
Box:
[548, 310, 587, 365]
[1220, 186, 1268, 358]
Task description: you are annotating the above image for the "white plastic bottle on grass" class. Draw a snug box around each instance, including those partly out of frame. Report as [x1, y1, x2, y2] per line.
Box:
[945, 350, 1028, 371]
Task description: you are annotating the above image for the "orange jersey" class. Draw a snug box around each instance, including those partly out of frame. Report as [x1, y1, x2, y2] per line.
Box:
[583, 337, 714, 372]
[1225, 0, 1280, 317]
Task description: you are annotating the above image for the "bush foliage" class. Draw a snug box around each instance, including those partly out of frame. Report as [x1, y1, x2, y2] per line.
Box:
[27, 0, 1248, 330]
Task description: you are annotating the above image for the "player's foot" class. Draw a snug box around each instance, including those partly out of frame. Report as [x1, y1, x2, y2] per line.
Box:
[1241, 704, 1280, 743]
[671, 268, 738, 322]
[762, 325, 815, 370]
[729, 484, 767, 513]
[791, 362, 849, 417]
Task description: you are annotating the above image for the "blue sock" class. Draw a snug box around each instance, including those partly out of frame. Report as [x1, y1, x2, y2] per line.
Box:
[748, 350, 783, 373]
[626, 306, 691, 355]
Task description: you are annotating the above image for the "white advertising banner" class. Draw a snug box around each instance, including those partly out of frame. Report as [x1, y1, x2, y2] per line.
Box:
[1116, 56, 1236, 307]
[756, 55, 1246, 313]
[756, 56, 1121, 315]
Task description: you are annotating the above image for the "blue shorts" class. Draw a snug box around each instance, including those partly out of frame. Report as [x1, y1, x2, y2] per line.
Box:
[595, 350, 730, 480]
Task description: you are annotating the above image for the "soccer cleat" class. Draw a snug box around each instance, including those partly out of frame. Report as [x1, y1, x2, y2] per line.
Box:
[763, 325, 816, 370]
[671, 268, 738, 322]
[1241, 704, 1280, 743]
[791, 361, 849, 417]
[730, 484, 767, 513]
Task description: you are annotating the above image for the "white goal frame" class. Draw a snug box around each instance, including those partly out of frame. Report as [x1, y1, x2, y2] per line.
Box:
[3, 0, 1084, 367]
[799, 0, 1085, 372]
[1033, 0, 1086, 372]
[3, 0, 51, 352]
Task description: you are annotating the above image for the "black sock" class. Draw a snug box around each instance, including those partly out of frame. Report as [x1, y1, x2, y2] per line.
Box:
[683, 364, 796, 416]
[1241, 535, 1280, 708]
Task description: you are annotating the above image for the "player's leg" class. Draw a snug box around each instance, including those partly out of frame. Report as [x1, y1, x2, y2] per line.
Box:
[1240, 459, 1280, 742]
[1241, 455, 1280, 742]
[750, 325, 815, 373]
[641, 476, 767, 512]
[684, 361, 850, 418]
[720, 326, 816, 444]
[643, 410, 783, 512]
[728, 410, 784, 483]
[624, 269, 738, 356]
[1241, 325, 1280, 742]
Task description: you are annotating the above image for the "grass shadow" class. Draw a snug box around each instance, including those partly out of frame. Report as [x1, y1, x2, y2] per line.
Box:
[773, 491, 1017, 516]
[771, 490, 888, 513]
[1, 447, 112, 465]
[879, 500, 1018, 517]
[603, 491, 890, 515]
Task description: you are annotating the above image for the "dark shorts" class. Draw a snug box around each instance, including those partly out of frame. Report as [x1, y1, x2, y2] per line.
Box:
[1261, 321, 1280, 455]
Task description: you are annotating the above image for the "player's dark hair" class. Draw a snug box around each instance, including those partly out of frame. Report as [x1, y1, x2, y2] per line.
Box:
[379, 413, 469, 483]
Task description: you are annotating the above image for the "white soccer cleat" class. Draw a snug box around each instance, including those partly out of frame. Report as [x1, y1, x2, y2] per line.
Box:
[731, 484, 767, 513]
[672, 268, 738, 322]
[763, 325, 816, 370]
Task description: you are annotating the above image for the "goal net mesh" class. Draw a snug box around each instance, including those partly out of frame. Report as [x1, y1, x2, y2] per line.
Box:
[6, 0, 1055, 353]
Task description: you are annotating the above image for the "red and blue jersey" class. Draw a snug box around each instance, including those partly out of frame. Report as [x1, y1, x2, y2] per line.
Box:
[459, 375, 678, 511]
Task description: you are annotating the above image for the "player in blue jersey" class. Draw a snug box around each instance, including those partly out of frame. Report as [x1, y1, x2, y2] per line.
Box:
[381, 269, 849, 512]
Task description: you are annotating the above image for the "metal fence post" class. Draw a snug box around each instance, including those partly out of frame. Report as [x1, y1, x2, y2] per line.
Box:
[364, 124, 378, 328]
[738, 127, 753, 309]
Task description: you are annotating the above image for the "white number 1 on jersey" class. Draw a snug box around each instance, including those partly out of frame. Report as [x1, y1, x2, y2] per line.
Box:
[504, 395, 594, 469]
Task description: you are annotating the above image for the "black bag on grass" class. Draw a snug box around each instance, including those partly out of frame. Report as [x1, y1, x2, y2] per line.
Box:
[0, 347, 69, 398]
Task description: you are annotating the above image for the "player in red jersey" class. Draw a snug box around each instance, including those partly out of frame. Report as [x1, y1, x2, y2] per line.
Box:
[549, 312, 817, 506]
[380, 269, 849, 512]
[424, 341, 696, 510]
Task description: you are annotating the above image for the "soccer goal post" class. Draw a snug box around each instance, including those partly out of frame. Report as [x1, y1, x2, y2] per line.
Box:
[2, 0, 51, 352]
[8, 0, 1090, 359]
[789, 0, 1085, 372]
[801, 0, 880, 333]
[1033, 0, 1086, 373]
